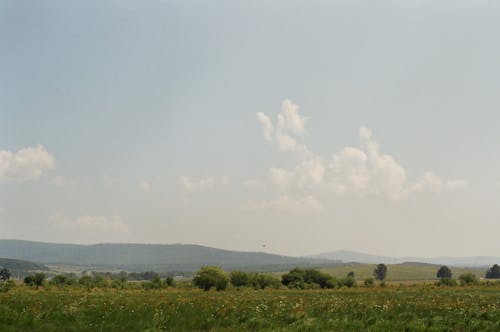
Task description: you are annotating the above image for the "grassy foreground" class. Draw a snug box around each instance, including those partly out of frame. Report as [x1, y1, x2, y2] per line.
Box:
[1, 285, 500, 331]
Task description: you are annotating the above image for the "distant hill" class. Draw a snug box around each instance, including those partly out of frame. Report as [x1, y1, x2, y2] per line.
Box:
[0, 240, 337, 272]
[310, 250, 500, 267]
[0, 257, 48, 272]
[311, 250, 396, 264]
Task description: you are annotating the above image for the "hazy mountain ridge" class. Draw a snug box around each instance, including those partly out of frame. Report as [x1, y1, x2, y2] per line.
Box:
[311, 250, 500, 267]
[0, 240, 337, 272]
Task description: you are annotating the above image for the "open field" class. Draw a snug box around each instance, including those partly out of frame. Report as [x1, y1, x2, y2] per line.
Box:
[2, 285, 500, 331]
[320, 263, 486, 282]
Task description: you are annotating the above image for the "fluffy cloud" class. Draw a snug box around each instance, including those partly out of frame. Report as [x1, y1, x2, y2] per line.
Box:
[411, 172, 469, 194]
[252, 100, 467, 201]
[50, 213, 129, 233]
[329, 127, 407, 199]
[243, 195, 324, 213]
[0, 145, 55, 181]
[256, 99, 309, 152]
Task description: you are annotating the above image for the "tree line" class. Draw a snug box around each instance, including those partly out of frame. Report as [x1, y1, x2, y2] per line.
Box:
[1, 263, 500, 292]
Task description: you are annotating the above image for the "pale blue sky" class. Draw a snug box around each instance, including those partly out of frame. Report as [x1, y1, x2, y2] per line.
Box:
[2, 0, 500, 256]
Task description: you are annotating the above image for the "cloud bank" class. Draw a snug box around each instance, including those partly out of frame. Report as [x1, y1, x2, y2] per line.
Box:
[247, 99, 467, 206]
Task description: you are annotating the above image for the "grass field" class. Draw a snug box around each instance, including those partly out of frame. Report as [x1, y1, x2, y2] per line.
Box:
[320, 263, 485, 282]
[2, 284, 500, 331]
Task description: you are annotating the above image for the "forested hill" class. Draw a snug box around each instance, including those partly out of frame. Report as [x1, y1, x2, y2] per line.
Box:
[0, 257, 48, 272]
[0, 240, 335, 272]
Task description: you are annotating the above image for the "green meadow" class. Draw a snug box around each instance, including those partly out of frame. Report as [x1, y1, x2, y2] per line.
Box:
[2, 284, 500, 331]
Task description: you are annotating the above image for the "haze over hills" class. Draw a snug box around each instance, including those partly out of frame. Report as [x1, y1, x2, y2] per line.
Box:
[0, 240, 336, 272]
[1, 240, 498, 274]
[312, 250, 500, 267]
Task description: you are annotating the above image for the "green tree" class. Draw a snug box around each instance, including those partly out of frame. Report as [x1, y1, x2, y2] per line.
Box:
[251, 274, 280, 289]
[281, 268, 305, 289]
[0, 268, 11, 281]
[229, 271, 251, 288]
[192, 266, 229, 291]
[485, 264, 500, 279]
[24, 273, 46, 289]
[165, 276, 175, 287]
[436, 266, 452, 279]
[79, 275, 94, 290]
[373, 264, 387, 281]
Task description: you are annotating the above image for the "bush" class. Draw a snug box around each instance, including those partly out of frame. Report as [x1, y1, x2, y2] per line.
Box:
[165, 276, 175, 287]
[364, 277, 375, 287]
[24, 273, 46, 289]
[50, 274, 77, 287]
[436, 278, 457, 287]
[0, 280, 15, 293]
[281, 268, 305, 289]
[111, 279, 127, 289]
[230, 271, 251, 288]
[192, 266, 229, 291]
[458, 273, 479, 286]
[251, 274, 280, 290]
[0, 268, 11, 281]
[79, 275, 94, 290]
[339, 276, 356, 288]
[281, 268, 335, 289]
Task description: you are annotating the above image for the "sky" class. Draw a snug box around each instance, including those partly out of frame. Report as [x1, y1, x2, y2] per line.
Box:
[1, 0, 500, 257]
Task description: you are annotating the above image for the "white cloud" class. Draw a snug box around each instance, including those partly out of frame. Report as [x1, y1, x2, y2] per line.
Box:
[256, 99, 309, 152]
[49, 176, 77, 187]
[243, 195, 324, 213]
[138, 180, 151, 192]
[0, 145, 55, 181]
[250, 100, 467, 200]
[329, 127, 407, 199]
[50, 213, 129, 233]
[177, 176, 214, 193]
[411, 172, 469, 194]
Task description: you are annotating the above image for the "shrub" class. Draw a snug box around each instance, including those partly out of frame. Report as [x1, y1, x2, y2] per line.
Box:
[0, 268, 11, 281]
[436, 278, 457, 286]
[458, 273, 479, 286]
[165, 276, 175, 287]
[24, 273, 46, 289]
[364, 277, 375, 287]
[79, 275, 94, 290]
[281, 268, 305, 289]
[339, 276, 356, 288]
[281, 268, 335, 289]
[251, 274, 280, 290]
[230, 271, 251, 288]
[192, 266, 229, 291]
[50, 274, 77, 287]
[0, 280, 15, 293]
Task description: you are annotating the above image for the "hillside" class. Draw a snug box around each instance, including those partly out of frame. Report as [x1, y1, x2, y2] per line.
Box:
[0, 258, 48, 272]
[0, 240, 336, 272]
